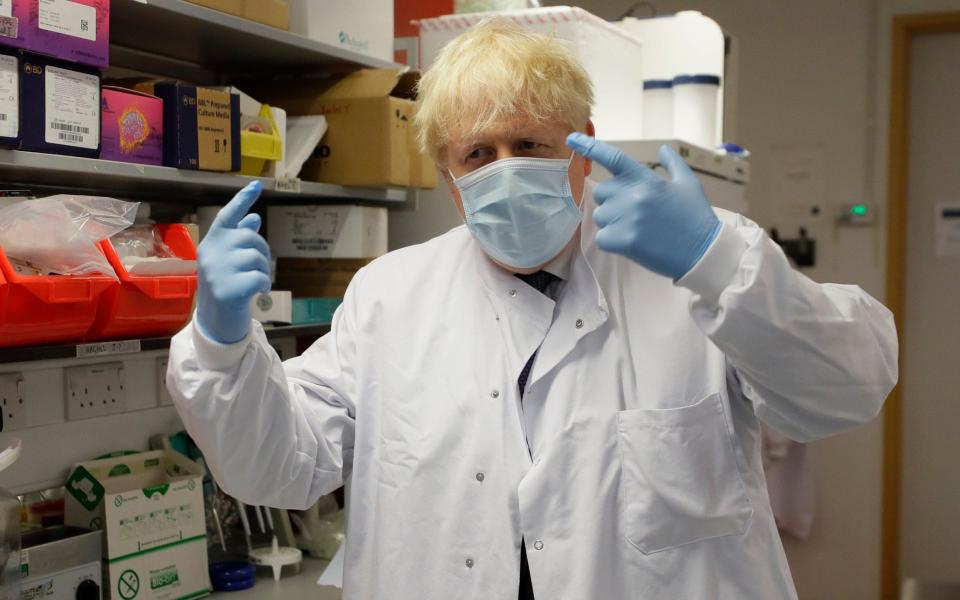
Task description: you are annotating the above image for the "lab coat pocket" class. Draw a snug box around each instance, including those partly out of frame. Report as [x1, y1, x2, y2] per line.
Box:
[616, 393, 754, 554]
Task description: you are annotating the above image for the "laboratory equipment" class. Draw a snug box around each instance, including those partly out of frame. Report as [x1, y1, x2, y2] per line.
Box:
[672, 74, 722, 150]
[19, 526, 102, 600]
[0, 439, 20, 600]
[642, 79, 674, 139]
[249, 536, 303, 582]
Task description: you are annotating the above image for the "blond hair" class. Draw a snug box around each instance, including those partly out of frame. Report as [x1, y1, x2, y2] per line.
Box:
[415, 18, 593, 165]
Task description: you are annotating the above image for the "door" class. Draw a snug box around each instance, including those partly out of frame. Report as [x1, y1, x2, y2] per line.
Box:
[899, 30, 960, 584]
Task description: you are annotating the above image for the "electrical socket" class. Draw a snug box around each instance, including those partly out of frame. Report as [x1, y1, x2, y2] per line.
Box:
[157, 357, 173, 406]
[65, 363, 128, 421]
[0, 372, 26, 431]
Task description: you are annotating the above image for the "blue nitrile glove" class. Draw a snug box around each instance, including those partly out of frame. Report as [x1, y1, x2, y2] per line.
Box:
[195, 181, 272, 344]
[566, 133, 721, 280]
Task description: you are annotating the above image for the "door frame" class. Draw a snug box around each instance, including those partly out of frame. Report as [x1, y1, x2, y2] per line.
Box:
[882, 11, 960, 600]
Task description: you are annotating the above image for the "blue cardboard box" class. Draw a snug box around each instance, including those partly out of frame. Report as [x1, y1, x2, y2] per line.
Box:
[0, 49, 19, 148]
[149, 81, 240, 171]
[20, 52, 100, 157]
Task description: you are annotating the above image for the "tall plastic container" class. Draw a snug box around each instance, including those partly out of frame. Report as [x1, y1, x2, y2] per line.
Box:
[672, 74, 721, 149]
[642, 79, 674, 139]
[0, 439, 21, 600]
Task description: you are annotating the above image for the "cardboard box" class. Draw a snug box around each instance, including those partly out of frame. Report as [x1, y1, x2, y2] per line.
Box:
[288, 0, 392, 62]
[0, 0, 110, 68]
[185, 0, 289, 30]
[142, 81, 240, 172]
[0, 50, 19, 147]
[100, 86, 163, 165]
[20, 52, 100, 158]
[275, 258, 372, 298]
[254, 68, 436, 189]
[292, 297, 343, 325]
[267, 205, 387, 258]
[64, 450, 211, 600]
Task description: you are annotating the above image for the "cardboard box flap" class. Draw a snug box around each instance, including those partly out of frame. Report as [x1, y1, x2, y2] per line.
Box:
[102, 85, 161, 101]
[321, 67, 414, 100]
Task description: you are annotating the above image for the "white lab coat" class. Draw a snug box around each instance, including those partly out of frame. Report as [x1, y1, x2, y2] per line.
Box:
[168, 184, 897, 599]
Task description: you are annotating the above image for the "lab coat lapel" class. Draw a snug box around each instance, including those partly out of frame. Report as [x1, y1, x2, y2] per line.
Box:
[527, 240, 609, 389]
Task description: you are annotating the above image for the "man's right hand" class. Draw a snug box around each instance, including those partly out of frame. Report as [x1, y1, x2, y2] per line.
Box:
[195, 180, 272, 344]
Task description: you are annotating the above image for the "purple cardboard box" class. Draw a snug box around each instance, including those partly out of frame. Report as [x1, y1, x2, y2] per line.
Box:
[0, 0, 109, 68]
[101, 86, 163, 165]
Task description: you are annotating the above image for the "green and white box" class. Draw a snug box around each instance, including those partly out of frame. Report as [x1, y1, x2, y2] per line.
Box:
[64, 450, 211, 600]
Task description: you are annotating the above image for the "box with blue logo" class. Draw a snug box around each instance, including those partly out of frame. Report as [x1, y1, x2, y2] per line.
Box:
[140, 81, 239, 172]
[20, 52, 100, 157]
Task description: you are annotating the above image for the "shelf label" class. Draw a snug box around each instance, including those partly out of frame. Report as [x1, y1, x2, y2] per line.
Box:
[274, 177, 301, 193]
[76, 340, 141, 358]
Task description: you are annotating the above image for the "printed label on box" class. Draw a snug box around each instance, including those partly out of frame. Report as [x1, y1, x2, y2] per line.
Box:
[0, 0, 11, 18]
[39, 0, 97, 41]
[195, 87, 232, 171]
[44, 65, 98, 149]
[0, 55, 18, 138]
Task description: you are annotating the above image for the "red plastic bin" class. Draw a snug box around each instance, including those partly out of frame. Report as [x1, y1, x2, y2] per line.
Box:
[87, 224, 198, 341]
[0, 246, 116, 348]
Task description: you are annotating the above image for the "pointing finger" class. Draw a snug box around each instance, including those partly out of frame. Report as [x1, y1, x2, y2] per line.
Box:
[215, 180, 263, 229]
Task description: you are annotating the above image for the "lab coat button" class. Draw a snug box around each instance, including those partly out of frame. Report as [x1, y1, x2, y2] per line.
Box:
[465, 558, 475, 568]
[475, 472, 485, 482]
[509, 289, 517, 297]
[575, 318, 584, 329]
[533, 540, 544, 551]
[490, 389, 500, 398]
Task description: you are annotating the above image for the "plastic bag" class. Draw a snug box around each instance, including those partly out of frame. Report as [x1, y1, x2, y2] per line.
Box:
[0, 195, 139, 280]
[112, 225, 197, 276]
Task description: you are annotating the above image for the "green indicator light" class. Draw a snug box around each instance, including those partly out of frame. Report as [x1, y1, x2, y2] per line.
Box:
[851, 204, 868, 216]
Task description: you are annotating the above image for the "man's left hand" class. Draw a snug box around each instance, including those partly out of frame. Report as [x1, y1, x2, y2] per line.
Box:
[566, 133, 721, 280]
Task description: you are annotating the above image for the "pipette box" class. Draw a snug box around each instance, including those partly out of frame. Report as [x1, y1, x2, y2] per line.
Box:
[0, 0, 110, 68]
[20, 52, 100, 158]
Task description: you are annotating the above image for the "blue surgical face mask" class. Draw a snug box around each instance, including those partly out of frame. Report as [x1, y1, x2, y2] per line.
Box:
[451, 154, 582, 269]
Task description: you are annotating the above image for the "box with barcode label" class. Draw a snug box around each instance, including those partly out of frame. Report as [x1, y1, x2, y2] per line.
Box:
[64, 450, 211, 600]
[0, 0, 109, 68]
[20, 52, 100, 157]
[0, 49, 19, 147]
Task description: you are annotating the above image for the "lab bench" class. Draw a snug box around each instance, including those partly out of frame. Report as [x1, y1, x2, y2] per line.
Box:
[213, 557, 340, 600]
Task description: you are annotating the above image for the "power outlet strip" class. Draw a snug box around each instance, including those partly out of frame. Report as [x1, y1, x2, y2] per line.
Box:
[0, 372, 26, 431]
[157, 358, 173, 407]
[65, 363, 128, 421]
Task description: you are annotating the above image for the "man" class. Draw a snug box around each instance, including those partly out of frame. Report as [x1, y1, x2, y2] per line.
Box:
[168, 19, 897, 599]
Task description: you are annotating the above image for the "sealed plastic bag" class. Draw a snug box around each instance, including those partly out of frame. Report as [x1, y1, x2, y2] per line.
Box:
[112, 225, 197, 276]
[0, 195, 139, 280]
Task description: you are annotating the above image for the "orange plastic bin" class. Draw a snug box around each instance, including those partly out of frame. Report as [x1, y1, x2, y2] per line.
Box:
[87, 224, 198, 341]
[0, 246, 116, 348]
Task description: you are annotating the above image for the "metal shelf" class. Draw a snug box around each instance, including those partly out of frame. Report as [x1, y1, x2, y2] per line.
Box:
[0, 323, 331, 364]
[110, 0, 398, 76]
[0, 150, 409, 203]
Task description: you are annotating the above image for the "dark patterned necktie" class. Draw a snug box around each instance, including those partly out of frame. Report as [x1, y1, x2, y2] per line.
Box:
[515, 270, 558, 400]
[514, 270, 557, 600]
